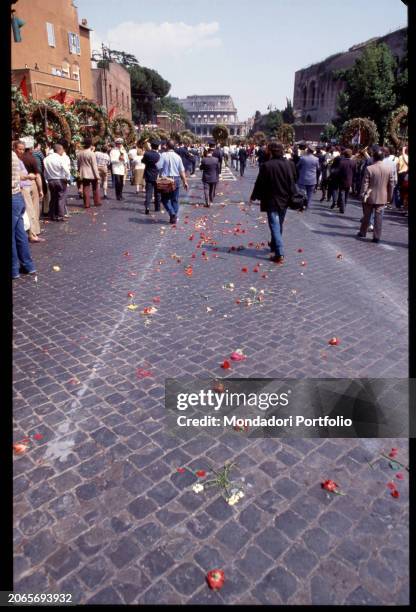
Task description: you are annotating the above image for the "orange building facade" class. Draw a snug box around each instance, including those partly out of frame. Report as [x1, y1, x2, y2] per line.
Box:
[11, 0, 93, 101]
[91, 62, 132, 120]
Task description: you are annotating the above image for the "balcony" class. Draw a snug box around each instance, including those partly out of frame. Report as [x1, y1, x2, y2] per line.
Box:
[12, 68, 84, 101]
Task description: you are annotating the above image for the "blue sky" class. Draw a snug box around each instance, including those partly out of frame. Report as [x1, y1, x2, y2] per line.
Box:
[76, 0, 407, 120]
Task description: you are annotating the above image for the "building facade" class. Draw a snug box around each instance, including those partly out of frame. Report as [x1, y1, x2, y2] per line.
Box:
[92, 62, 132, 120]
[292, 28, 406, 141]
[156, 112, 185, 134]
[11, 0, 93, 101]
[177, 95, 247, 139]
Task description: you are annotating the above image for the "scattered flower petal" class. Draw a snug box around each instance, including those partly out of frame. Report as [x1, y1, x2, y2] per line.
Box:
[206, 569, 225, 591]
[52, 265, 60, 272]
[13, 443, 28, 455]
[192, 483, 204, 493]
[328, 337, 340, 346]
[221, 360, 231, 369]
[196, 470, 206, 478]
[127, 304, 139, 311]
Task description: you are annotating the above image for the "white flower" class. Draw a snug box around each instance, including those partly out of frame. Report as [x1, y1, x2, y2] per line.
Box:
[249, 286, 257, 293]
[192, 483, 204, 493]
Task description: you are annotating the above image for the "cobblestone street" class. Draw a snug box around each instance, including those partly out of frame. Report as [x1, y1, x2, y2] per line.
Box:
[13, 164, 409, 604]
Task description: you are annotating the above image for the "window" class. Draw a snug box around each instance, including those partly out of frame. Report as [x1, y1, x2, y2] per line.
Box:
[72, 64, 80, 79]
[62, 61, 70, 78]
[68, 32, 81, 54]
[46, 22, 55, 47]
[109, 84, 112, 102]
[122, 91, 124, 108]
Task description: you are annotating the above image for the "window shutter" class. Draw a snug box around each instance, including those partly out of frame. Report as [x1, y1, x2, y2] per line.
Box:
[75, 34, 81, 54]
[68, 32, 73, 53]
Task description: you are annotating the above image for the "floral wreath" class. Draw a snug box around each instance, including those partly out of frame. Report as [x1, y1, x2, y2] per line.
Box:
[340, 117, 379, 147]
[11, 86, 30, 138]
[28, 100, 72, 147]
[212, 125, 229, 144]
[110, 117, 137, 148]
[386, 105, 408, 149]
[73, 99, 108, 145]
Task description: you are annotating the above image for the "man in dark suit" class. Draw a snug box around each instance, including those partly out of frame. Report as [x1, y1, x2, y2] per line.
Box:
[238, 146, 248, 177]
[142, 140, 161, 214]
[177, 143, 194, 176]
[213, 145, 224, 174]
[335, 148, 355, 213]
[250, 142, 297, 264]
[200, 146, 220, 207]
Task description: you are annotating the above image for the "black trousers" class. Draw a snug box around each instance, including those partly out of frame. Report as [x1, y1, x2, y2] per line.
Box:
[203, 181, 217, 205]
[114, 174, 124, 199]
[145, 180, 160, 210]
[240, 162, 246, 176]
[48, 179, 66, 219]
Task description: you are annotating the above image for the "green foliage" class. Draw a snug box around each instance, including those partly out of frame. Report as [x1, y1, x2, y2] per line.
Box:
[282, 98, 295, 124]
[157, 96, 187, 121]
[334, 42, 397, 139]
[250, 110, 282, 137]
[252, 131, 267, 145]
[320, 123, 338, 142]
[129, 64, 171, 124]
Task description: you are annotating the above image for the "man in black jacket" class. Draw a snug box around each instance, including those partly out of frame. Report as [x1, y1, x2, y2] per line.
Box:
[200, 147, 220, 207]
[335, 148, 355, 213]
[238, 146, 248, 177]
[250, 142, 296, 264]
[142, 141, 161, 214]
[213, 145, 224, 174]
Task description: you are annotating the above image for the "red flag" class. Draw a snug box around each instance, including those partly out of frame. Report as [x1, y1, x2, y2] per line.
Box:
[49, 90, 66, 104]
[19, 75, 28, 100]
[108, 106, 116, 120]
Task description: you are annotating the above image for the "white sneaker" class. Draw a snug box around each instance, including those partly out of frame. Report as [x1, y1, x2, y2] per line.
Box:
[368, 224, 374, 232]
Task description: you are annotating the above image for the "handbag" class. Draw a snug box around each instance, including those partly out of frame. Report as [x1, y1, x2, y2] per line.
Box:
[156, 177, 176, 193]
[22, 210, 30, 231]
[288, 189, 307, 211]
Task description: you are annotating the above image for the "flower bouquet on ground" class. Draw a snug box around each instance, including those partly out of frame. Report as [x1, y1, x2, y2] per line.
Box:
[192, 462, 244, 506]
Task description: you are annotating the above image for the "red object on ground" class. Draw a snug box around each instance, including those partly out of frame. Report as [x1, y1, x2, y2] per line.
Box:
[177, 467, 186, 473]
[221, 360, 231, 369]
[328, 337, 340, 346]
[297, 248, 303, 253]
[206, 569, 225, 590]
[196, 470, 206, 478]
[321, 479, 338, 492]
[241, 267, 248, 273]
[391, 489, 400, 498]
[33, 433, 44, 441]
[127, 291, 135, 298]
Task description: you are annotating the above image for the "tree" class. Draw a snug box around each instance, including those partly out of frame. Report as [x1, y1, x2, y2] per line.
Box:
[253, 131, 267, 145]
[333, 42, 397, 139]
[282, 98, 295, 124]
[157, 96, 187, 121]
[129, 65, 171, 124]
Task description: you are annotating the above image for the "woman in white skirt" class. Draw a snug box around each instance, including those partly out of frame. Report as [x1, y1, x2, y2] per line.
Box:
[131, 147, 145, 194]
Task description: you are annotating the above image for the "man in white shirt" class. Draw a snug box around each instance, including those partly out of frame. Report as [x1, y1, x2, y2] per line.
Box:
[110, 138, 128, 200]
[43, 144, 71, 221]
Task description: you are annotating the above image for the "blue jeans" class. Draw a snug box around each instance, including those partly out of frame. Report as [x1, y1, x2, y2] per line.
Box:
[337, 189, 348, 212]
[161, 177, 180, 218]
[297, 184, 315, 208]
[12, 193, 36, 277]
[267, 209, 287, 257]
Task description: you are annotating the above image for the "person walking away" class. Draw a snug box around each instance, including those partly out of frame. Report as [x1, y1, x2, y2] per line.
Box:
[296, 145, 319, 209]
[14, 140, 43, 243]
[336, 149, 354, 213]
[11, 150, 37, 279]
[142, 140, 161, 214]
[95, 146, 111, 199]
[128, 142, 138, 184]
[200, 146, 220, 207]
[156, 139, 188, 224]
[396, 146, 408, 209]
[223, 144, 230, 167]
[213, 145, 224, 174]
[382, 146, 398, 209]
[357, 148, 394, 243]
[132, 147, 145, 195]
[20, 137, 45, 238]
[32, 142, 48, 216]
[110, 139, 127, 201]
[43, 144, 71, 221]
[77, 138, 101, 208]
[177, 143, 194, 177]
[238, 145, 248, 177]
[250, 142, 297, 264]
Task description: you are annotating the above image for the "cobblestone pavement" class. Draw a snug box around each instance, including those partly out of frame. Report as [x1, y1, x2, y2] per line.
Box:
[13, 164, 409, 604]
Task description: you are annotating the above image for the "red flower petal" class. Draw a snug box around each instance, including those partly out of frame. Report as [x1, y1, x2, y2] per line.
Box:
[328, 337, 340, 346]
[196, 470, 206, 477]
[297, 248, 303, 253]
[241, 267, 248, 273]
[391, 489, 400, 498]
[206, 569, 225, 590]
[127, 291, 135, 298]
[321, 479, 338, 492]
[395, 473, 404, 480]
[177, 467, 186, 473]
[33, 433, 44, 441]
[136, 368, 152, 379]
[221, 360, 231, 369]
[153, 297, 161, 303]
[386, 482, 397, 491]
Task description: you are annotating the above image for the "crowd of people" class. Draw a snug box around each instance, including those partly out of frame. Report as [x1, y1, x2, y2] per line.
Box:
[11, 133, 408, 279]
